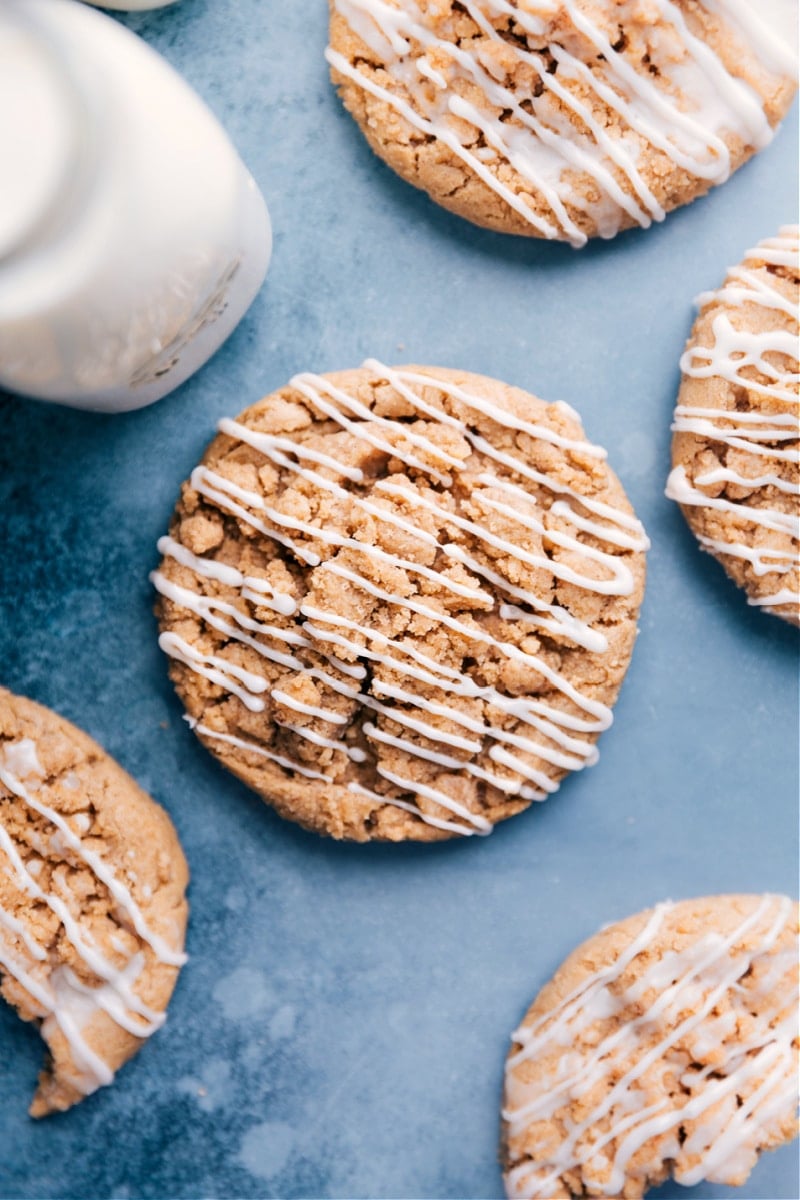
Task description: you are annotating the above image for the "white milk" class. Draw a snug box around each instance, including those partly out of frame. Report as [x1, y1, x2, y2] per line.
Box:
[0, 0, 271, 411]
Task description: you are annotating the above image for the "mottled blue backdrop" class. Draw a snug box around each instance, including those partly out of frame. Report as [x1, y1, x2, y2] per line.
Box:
[0, 2, 797, 1198]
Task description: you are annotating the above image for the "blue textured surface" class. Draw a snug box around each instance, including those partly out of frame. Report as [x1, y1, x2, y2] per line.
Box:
[0, 2, 798, 1198]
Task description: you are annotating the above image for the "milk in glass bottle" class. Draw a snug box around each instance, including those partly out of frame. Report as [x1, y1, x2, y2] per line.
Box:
[0, 0, 272, 411]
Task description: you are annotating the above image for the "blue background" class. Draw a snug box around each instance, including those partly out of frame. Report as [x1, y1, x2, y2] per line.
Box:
[0, 2, 797, 1198]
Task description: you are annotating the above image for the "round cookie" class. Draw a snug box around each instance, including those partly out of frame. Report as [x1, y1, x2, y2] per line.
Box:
[666, 226, 799, 625]
[501, 893, 799, 1200]
[326, 1, 797, 244]
[154, 361, 648, 842]
[0, 689, 188, 1117]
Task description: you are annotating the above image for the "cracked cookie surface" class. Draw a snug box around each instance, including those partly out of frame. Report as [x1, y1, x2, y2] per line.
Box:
[326, 1, 797, 243]
[0, 689, 188, 1116]
[154, 362, 647, 842]
[502, 893, 799, 1199]
[666, 226, 800, 625]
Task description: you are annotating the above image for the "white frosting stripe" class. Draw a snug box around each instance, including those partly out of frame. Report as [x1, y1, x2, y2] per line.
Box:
[697, 534, 794, 576]
[701, 0, 799, 79]
[320, 557, 614, 723]
[276, 721, 367, 763]
[191, 720, 335, 783]
[158, 630, 269, 713]
[667, 467, 799, 538]
[290, 372, 457, 484]
[347, 780, 480, 837]
[303, 606, 600, 755]
[158, 535, 296, 615]
[195, 438, 491, 605]
[358, 365, 606, 458]
[191, 466, 321, 567]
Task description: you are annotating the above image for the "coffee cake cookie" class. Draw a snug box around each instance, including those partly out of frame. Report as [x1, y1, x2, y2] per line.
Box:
[502, 893, 799, 1199]
[154, 362, 648, 842]
[326, 1, 797, 244]
[666, 226, 799, 625]
[0, 689, 188, 1116]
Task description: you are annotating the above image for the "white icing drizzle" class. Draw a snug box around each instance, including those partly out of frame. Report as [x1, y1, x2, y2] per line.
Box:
[271, 689, 349, 724]
[276, 722, 367, 763]
[503, 895, 799, 1198]
[701, 0, 799, 80]
[362, 720, 524, 796]
[377, 767, 492, 832]
[188, 719, 488, 831]
[695, 535, 793, 578]
[157, 535, 297, 616]
[666, 227, 799, 617]
[327, 0, 790, 245]
[346, 780, 479, 837]
[748, 587, 800, 609]
[0, 739, 184, 1100]
[191, 466, 321, 567]
[375, 477, 636, 595]
[189, 720, 335, 783]
[156, 361, 647, 836]
[158, 630, 270, 713]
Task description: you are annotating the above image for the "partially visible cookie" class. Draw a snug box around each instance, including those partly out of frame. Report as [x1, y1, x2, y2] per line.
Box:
[502, 894, 799, 1200]
[0, 689, 189, 1116]
[326, 1, 798, 243]
[666, 226, 799, 624]
[154, 361, 648, 842]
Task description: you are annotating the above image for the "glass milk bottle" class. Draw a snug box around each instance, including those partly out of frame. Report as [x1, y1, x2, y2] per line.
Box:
[0, 0, 272, 412]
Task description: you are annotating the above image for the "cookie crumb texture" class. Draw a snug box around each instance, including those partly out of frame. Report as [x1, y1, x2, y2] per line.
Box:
[667, 226, 800, 625]
[0, 690, 188, 1117]
[502, 894, 800, 1199]
[326, 0, 797, 243]
[155, 363, 647, 842]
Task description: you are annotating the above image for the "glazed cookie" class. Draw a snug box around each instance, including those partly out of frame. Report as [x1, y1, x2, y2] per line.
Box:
[666, 226, 799, 624]
[326, 1, 798, 244]
[154, 362, 648, 842]
[502, 893, 799, 1200]
[0, 689, 188, 1116]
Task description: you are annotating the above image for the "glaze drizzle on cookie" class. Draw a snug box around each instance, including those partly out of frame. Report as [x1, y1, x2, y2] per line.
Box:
[666, 226, 800, 621]
[503, 894, 799, 1198]
[154, 361, 647, 838]
[327, 0, 795, 245]
[0, 740, 186, 1099]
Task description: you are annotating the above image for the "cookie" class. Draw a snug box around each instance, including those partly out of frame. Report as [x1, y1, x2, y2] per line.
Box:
[326, 1, 797, 244]
[501, 893, 799, 1200]
[0, 689, 188, 1116]
[153, 361, 648, 842]
[666, 226, 799, 625]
